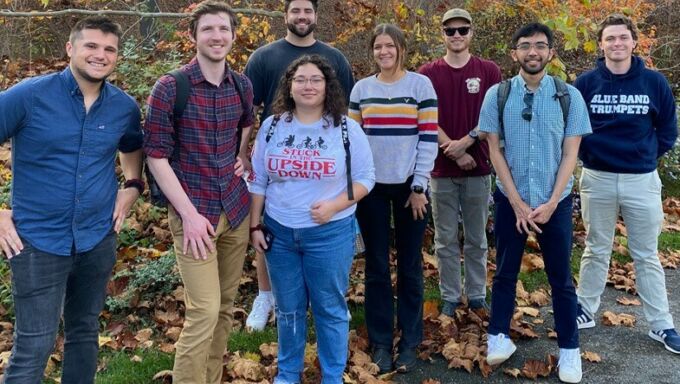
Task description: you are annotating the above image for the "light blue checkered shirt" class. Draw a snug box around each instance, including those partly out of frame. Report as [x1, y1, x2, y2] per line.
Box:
[479, 74, 591, 208]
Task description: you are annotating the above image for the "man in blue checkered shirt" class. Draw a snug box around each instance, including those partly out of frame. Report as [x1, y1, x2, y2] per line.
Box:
[478, 23, 591, 384]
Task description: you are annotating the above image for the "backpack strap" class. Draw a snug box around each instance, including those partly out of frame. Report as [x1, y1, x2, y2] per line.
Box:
[168, 70, 190, 121]
[228, 69, 250, 157]
[496, 79, 511, 146]
[341, 116, 354, 201]
[551, 75, 571, 128]
[264, 114, 281, 143]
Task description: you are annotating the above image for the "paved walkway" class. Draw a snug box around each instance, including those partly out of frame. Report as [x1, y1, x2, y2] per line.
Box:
[394, 268, 680, 384]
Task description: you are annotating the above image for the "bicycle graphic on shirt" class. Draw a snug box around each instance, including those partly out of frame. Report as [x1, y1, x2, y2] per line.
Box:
[278, 136, 327, 150]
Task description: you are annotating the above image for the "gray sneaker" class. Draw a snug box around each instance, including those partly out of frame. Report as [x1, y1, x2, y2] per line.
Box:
[441, 300, 460, 316]
[469, 298, 490, 311]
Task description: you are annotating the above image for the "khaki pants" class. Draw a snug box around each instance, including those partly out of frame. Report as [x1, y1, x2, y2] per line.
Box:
[168, 207, 249, 384]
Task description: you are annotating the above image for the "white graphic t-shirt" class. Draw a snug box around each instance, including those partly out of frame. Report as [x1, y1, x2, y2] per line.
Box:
[249, 113, 375, 228]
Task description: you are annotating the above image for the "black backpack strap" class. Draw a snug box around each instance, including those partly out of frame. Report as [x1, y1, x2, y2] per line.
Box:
[341, 116, 354, 201]
[264, 114, 281, 143]
[168, 70, 190, 121]
[551, 76, 571, 128]
[496, 79, 511, 145]
[228, 69, 250, 158]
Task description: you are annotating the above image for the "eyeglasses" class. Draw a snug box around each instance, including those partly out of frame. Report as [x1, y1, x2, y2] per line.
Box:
[514, 42, 550, 51]
[522, 92, 534, 122]
[443, 26, 471, 36]
[292, 76, 325, 86]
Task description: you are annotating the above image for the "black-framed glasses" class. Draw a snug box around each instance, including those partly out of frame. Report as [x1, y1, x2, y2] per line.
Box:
[443, 26, 471, 36]
[522, 92, 534, 122]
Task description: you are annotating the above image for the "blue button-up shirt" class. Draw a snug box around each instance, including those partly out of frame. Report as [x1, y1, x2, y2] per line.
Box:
[479, 74, 591, 208]
[0, 68, 142, 255]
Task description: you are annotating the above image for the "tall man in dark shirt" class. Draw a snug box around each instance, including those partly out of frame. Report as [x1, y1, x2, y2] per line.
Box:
[243, 0, 355, 331]
[0, 17, 143, 383]
[143, 1, 254, 383]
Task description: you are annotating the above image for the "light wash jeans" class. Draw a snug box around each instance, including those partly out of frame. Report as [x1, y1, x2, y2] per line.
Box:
[577, 168, 674, 331]
[264, 214, 355, 384]
[431, 176, 490, 304]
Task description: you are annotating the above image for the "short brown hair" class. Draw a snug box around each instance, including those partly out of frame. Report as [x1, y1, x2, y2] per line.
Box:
[189, 0, 238, 39]
[597, 14, 638, 41]
[370, 24, 407, 72]
[69, 16, 123, 44]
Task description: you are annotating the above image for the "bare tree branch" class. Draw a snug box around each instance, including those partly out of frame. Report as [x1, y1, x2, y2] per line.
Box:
[0, 8, 283, 18]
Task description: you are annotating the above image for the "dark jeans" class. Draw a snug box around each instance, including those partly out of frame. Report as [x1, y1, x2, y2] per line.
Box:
[5, 232, 116, 384]
[489, 190, 578, 349]
[357, 180, 430, 350]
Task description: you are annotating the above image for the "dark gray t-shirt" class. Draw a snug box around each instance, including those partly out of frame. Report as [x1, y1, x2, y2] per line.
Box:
[244, 38, 354, 120]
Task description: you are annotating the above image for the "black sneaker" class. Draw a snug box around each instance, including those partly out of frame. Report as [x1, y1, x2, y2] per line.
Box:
[649, 328, 680, 354]
[395, 347, 417, 373]
[371, 347, 393, 373]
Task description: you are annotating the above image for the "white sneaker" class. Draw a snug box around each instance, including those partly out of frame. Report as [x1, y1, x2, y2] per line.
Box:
[486, 333, 516, 365]
[558, 348, 582, 383]
[245, 293, 275, 331]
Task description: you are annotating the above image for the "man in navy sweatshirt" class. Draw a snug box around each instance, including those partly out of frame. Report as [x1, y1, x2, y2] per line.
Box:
[574, 14, 680, 354]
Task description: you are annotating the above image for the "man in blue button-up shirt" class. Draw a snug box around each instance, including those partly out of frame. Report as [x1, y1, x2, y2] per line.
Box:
[0, 17, 143, 383]
[479, 23, 591, 384]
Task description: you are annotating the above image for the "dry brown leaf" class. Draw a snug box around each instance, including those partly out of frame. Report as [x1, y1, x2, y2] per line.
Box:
[582, 351, 602, 362]
[228, 354, 266, 381]
[130, 355, 143, 363]
[421, 379, 441, 384]
[152, 370, 173, 380]
[259, 342, 278, 359]
[504, 367, 521, 378]
[521, 253, 544, 272]
[517, 306, 540, 317]
[616, 297, 641, 306]
[441, 340, 462, 361]
[521, 359, 551, 379]
[602, 311, 636, 327]
[134, 328, 153, 343]
[423, 300, 439, 319]
[159, 343, 175, 353]
[529, 290, 550, 306]
[547, 329, 557, 339]
[448, 357, 473, 373]
[165, 327, 181, 342]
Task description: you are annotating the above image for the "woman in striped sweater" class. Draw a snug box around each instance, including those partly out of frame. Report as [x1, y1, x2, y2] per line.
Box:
[349, 23, 438, 374]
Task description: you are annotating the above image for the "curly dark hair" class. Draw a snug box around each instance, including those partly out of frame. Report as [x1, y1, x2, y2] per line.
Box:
[69, 16, 123, 44]
[271, 54, 347, 127]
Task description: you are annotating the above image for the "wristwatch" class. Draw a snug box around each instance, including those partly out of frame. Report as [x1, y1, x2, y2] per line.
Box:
[468, 130, 480, 141]
[412, 185, 424, 194]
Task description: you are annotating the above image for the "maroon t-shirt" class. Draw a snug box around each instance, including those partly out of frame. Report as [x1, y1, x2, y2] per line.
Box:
[419, 56, 501, 178]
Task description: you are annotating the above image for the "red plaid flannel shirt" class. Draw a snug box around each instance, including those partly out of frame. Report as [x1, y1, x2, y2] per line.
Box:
[143, 58, 254, 227]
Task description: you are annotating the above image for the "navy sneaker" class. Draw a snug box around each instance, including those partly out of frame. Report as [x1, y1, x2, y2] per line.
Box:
[395, 347, 417, 373]
[576, 304, 595, 330]
[441, 300, 460, 316]
[371, 347, 393, 373]
[649, 328, 680, 354]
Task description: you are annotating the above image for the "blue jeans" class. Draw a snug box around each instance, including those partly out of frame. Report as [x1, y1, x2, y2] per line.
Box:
[489, 190, 578, 349]
[357, 180, 430, 350]
[5, 232, 117, 384]
[263, 214, 355, 384]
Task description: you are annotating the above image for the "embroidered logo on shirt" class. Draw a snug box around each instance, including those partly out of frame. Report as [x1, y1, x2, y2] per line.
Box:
[466, 77, 481, 94]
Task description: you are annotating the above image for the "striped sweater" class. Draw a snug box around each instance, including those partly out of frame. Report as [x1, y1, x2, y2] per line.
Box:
[349, 71, 438, 189]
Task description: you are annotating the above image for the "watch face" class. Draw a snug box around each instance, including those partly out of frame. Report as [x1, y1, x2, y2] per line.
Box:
[412, 186, 424, 194]
[469, 130, 479, 139]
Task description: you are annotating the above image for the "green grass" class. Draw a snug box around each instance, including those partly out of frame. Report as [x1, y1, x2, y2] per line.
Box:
[659, 231, 680, 251]
[94, 349, 174, 384]
[423, 276, 441, 302]
[518, 270, 549, 292]
[228, 327, 278, 353]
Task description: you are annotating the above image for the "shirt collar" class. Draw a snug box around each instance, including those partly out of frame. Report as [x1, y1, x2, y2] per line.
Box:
[186, 57, 235, 87]
[59, 66, 109, 98]
[514, 72, 551, 94]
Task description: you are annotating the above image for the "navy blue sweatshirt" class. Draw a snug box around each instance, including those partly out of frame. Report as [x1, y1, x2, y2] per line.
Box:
[574, 56, 678, 173]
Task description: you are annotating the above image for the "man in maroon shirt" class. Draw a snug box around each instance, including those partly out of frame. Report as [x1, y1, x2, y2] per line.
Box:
[143, 1, 254, 383]
[418, 8, 501, 316]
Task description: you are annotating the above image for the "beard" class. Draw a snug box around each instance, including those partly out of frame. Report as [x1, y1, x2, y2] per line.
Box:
[287, 21, 316, 38]
[518, 58, 548, 75]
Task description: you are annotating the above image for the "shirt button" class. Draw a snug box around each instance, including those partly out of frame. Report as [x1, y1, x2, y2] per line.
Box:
[531, 145, 535, 149]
